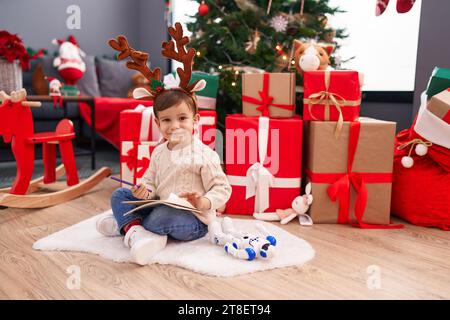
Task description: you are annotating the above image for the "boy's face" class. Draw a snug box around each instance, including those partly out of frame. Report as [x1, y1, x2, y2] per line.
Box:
[155, 101, 199, 147]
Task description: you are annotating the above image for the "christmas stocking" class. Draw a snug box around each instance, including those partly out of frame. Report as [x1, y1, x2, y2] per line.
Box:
[396, 0, 416, 14]
[375, 0, 389, 16]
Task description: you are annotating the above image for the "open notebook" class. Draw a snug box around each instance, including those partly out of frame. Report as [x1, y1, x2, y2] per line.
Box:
[123, 193, 203, 216]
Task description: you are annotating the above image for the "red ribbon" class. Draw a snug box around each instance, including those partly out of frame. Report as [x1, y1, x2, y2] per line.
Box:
[242, 73, 295, 116]
[135, 157, 150, 179]
[306, 122, 403, 229]
[120, 143, 138, 171]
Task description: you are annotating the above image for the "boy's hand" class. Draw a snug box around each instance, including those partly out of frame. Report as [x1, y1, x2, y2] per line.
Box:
[131, 183, 151, 200]
[179, 192, 211, 210]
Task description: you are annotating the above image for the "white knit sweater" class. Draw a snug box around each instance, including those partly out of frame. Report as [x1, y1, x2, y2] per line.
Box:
[142, 138, 232, 225]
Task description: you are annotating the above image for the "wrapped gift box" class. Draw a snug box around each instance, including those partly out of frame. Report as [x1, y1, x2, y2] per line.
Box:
[425, 67, 450, 98]
[120, 140, 158, 188]
[415, 91, 450, 149]
[427, 89, 450, 124]
[242, 73, 296, 118]
[191, 71, 219, 110]
[225, 114, 303, 215]
[120, 105, 217, 149]
[303, 70, 361, 127]
[304, 118, 397, 226]
[120, 105, 161, 143]
[196, 110, 217, 150]
[135, 142, 159, 185]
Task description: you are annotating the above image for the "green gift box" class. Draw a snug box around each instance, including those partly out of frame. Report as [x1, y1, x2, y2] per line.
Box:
[171, 71, 218, 110]
[426, 67, 450, 98]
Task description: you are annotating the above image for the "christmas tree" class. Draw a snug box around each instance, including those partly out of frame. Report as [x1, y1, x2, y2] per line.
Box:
[187, 0, 346, 123]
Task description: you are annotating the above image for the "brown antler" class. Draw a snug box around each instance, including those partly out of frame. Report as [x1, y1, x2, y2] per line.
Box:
[108, 35, 161, 85]
[162, 22, 198, 92]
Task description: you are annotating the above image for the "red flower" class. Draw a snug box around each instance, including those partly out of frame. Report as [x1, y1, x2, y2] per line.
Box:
[0, 30, 31, 70]
[156, 86, 163, 93]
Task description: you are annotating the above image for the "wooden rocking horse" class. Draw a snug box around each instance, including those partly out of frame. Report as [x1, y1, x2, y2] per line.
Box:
[0, 89, 111, 208]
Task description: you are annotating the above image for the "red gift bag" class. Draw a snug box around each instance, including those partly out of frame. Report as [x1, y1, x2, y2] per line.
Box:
[392, 128, 450, 230]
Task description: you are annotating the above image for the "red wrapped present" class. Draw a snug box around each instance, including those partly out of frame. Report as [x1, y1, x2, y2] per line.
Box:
[120, 105, 217, 149]
[225, 115, 303, 215]
[120, 105, 161, 144]
[303, 70, 361, 137]
[196, 110, 217, 150]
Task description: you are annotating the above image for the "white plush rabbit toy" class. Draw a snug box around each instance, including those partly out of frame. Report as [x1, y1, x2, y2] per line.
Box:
[253, 183, 314, 226]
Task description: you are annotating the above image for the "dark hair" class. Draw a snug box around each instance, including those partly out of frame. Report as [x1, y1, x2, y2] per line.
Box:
[153, 89, 197, 118]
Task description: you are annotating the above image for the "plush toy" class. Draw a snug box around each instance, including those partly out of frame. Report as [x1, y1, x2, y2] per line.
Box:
[208, 217, 277, 261]
[45, 76, 63, 109]
[52, 35, 85, 93]
[253, 182, 314, 226]
[127, 72, 152, 98]
[293, 40, 334, 75]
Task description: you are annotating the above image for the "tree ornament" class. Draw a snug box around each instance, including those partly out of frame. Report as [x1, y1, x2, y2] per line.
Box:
[415, 143, 428, 156]
[286, 25, 299, 35]
[245, 30, 261, 54]
[401, 156, 414, 168]
[270, 15, 289, 33]
[198, 1, 209, 16]
[323, 29, 336, 43]
[234, 0, 263, 14]
[228, 19, 240, 32]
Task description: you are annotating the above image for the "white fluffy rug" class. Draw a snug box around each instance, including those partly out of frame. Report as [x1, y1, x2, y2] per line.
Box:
[33, 210, 315, 277]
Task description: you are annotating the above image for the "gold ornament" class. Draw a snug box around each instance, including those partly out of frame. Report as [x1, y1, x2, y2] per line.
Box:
[245, 30, 261, 54]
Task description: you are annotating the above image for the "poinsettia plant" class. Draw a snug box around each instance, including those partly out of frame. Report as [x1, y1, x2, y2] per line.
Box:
[0, 30, 30, 70]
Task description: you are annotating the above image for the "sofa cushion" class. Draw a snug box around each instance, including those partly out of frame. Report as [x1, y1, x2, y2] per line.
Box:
[96, 57, 135, 98]
[77, 55, 101, 97]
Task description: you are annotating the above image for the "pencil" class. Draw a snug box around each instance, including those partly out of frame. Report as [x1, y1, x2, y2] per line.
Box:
[110, 176, 152, 192]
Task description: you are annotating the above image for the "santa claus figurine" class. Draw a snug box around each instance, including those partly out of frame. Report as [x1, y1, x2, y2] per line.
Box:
[45, 76, 63, 108]
[52, 35, 85, 91]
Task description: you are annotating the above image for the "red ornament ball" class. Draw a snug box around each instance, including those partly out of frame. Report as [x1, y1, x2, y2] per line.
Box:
[198, 2, 209, 16]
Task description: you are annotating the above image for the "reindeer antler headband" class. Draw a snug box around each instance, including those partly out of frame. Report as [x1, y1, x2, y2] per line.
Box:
[108, 22, 206, 100]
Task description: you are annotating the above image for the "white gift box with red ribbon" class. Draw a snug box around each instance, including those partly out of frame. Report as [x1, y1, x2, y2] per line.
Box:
[120, 140, 158, 189]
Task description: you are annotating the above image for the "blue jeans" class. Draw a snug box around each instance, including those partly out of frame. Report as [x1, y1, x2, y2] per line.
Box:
[111, 188, 208, 241]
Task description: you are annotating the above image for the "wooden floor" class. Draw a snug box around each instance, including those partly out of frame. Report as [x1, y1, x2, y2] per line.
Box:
[0, 178, 449, 300]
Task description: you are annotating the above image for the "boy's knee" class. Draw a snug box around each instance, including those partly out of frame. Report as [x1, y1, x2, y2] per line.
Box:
[111, 187, 132, 199]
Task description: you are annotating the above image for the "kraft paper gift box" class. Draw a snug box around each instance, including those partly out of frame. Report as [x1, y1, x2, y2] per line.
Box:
[120, 141, 158, 188]
[242, 72, 296, 118]
[225, 114, 303, 215]
[427, 89, 450, 124]
[304, 118, 397, 226]
[425, 67, 450, 98]
[303, 70, 361, 137]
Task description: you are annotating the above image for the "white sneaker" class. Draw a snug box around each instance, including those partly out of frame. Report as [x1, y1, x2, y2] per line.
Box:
[124, 225, 167, 266]
[96, 213, 120, 237]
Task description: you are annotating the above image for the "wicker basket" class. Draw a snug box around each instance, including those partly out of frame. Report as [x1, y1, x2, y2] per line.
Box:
[0, 58, 22, 94]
